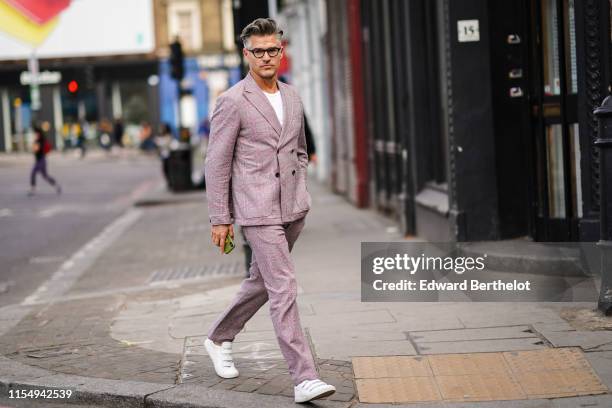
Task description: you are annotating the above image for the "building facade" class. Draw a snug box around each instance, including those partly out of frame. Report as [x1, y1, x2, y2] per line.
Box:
[154, 0, 241, 137]
[0, 0, 159, 151]
[318, 0, 611, 243]
[0, 0, 240, 152]
[277, 0, 331, 182]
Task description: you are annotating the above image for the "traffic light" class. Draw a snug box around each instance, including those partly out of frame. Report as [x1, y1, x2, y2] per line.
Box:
[67, 80, 79, 94]
[169, 39, 184, 81]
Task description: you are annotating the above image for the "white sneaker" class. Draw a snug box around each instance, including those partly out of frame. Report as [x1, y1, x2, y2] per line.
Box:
[204, 338, 239, 378]
[294, 379, 336, 403]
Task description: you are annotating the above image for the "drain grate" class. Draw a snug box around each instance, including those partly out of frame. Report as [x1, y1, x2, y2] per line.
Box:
[148, 261, 244, 283]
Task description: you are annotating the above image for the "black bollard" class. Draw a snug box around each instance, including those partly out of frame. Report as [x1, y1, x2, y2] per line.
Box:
[593, 95, 612, 315]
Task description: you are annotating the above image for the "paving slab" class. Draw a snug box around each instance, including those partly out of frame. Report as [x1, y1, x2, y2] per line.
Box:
[537, 330, 612, 351]
[416, 338, 547, 355]
[410, 326, 536, 343]
[552, 394, 612, 408]
[583, 351, 612, 390]
[352, 348, 608, 404]
[314, 340, 418, 361]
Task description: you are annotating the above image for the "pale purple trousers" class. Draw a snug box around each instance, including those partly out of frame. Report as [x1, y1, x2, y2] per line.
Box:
[207, 217, 318, 385]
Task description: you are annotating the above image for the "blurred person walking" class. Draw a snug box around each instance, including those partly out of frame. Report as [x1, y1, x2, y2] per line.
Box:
[98, 118, 114, 152]
[28, 126, 62, 196]
[139, 121, 156, 151]
[279, 75, 317, 164]
[203, 18, 335, 403]
[155, 123, 173, 182]
[113, 117, 124, 148]
[304, 114, 317, 164]
[73, 122, 86, 159]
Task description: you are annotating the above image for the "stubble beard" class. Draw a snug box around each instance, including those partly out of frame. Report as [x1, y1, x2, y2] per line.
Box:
[257, 68, 276, 80]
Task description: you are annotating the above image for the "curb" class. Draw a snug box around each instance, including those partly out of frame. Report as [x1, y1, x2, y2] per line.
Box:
[456, 241, 589, 277]
[0, 356, 351, 408]
[3, 353, 612, 408]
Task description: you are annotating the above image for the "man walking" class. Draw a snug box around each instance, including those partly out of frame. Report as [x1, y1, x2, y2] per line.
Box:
[203, 18, 336, 403]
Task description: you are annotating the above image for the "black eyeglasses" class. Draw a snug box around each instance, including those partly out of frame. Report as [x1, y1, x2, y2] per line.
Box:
[247, 47, 282, 58]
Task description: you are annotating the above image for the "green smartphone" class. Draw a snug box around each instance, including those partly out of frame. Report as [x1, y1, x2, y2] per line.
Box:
[223, 234, 235, 254]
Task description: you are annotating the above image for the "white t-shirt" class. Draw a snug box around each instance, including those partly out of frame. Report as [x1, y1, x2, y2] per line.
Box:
[264, 90, 284, 127]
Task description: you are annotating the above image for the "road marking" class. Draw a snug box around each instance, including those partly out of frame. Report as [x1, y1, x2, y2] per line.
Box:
[0, 208, 13, 217]
[22, 208, 143, 306]
[29, 256, 65, 264]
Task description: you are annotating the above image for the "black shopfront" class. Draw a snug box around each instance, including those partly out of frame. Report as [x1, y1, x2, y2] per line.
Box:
[358, 0, 611, 242]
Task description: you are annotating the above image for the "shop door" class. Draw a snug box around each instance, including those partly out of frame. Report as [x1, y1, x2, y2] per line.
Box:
[529, 0, 581, 241]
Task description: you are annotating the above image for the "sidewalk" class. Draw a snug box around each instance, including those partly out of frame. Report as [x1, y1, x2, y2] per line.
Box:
[0, 148, 150, 168]
[0, 178, 611, 407]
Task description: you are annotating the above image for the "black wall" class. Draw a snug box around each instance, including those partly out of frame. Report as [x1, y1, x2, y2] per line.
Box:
[446, 0, 500, 240]
[487, 1, 531, 238]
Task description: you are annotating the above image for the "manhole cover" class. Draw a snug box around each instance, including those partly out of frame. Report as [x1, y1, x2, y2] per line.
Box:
[148, 262, 244, 283]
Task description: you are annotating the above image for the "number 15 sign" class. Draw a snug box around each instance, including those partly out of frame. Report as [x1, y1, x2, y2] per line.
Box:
[457, 19, 480, 42]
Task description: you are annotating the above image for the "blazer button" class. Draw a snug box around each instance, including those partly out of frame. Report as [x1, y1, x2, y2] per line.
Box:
[275, 172, 280, 177]
[277, 148, 280, 153]
[292, 169, 296, 175]
[291, 149, 295, 153]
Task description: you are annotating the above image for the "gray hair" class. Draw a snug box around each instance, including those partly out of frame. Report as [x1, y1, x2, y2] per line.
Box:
[240, 18, 283, 49]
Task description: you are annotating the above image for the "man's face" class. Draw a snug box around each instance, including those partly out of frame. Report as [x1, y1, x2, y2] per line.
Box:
[243, 34, 283, 80]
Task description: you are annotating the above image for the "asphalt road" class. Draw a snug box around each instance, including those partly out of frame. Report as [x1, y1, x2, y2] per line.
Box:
[0, 150, 163, 308]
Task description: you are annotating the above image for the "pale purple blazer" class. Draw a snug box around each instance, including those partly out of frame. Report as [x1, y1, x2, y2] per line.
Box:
[204, 71, 311, 226]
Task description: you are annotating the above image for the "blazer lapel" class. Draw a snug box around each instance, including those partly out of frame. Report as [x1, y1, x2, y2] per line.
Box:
[243, 72, 282, 137]
[277, 81, 294, 148]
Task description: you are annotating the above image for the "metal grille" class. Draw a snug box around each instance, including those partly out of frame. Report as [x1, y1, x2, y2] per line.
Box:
[147, 262, 244, 283]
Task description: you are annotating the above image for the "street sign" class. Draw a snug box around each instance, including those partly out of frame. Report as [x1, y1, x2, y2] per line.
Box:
[27, 54, 41, 110]
[20, 70, 61, 85]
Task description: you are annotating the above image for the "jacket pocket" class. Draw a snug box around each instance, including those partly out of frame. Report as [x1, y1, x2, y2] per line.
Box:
[293, 169, 311, 213]
[235, 176, 275, 218]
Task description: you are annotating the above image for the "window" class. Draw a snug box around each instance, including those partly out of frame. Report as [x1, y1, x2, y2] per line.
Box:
[168, 1, 202, 51]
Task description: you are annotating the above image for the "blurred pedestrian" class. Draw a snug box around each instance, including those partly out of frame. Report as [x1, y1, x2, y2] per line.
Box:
[98, 118, 113, 152]
[304, 114, 317, 164]
[113, 117, 124, 148]
[279, 75, 317, 164]
[155, 123, 173, 182]
[139, 121, 156, 151]
[198, 117, 211, 156]
[198, 117, 211, 140]
[28, 126, 62, 196]
[74, 122, 86, 159]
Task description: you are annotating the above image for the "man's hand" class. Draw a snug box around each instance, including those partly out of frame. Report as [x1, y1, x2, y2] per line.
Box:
[211, 224, 234, 254]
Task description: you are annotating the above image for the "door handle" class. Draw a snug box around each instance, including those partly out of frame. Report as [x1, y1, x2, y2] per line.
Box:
[510, 87, 524, 98]
[509, 68, 523, 79]
[507, 34, 521, 44]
